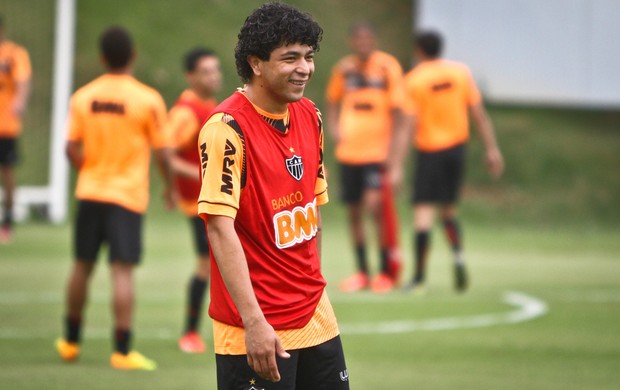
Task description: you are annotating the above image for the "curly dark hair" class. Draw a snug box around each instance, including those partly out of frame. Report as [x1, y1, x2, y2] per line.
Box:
[235, 2, 323, 83]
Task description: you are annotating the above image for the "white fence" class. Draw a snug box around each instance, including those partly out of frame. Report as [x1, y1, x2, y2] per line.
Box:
[417, 0, 620, 108]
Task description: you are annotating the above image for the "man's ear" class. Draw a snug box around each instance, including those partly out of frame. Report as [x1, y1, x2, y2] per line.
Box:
[248, 55, 262, 77]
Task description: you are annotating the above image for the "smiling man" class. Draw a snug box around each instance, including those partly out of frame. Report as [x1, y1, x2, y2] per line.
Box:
[197, 3, 349, 389]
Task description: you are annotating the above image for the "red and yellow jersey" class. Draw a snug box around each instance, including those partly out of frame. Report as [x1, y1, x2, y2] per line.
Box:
[198, 91, 334, 352]
[326, 50, 404, 164]
[404, 59, 481, 152]
[166, 89, 216, 216]
[67, 74, 168, 213]
[0, 40, 31, 137]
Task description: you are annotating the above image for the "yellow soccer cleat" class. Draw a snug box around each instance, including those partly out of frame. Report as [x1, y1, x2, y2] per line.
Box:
[55, 338, 80, 362]
[110, 351, 157, 371]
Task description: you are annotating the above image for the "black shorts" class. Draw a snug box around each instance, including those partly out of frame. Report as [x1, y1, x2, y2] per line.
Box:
[75, 200, 142, 264]
[413, 143, 465, 204]
[339, 163, 383, 204]
[189, 216, 209, 256]
[216, 335, 349, 390]
[0, 138, 19, 167]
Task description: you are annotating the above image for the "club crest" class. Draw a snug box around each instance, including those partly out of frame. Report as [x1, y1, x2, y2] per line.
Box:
[286, 155, 304, 181]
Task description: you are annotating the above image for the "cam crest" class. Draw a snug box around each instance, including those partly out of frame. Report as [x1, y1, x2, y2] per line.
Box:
[286, 155, 303, 181]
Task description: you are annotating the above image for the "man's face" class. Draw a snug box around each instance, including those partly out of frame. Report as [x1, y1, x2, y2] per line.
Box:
[189, 55, 222, 97]
[349, 27, 376, 60]
[257, 43, 315, 104]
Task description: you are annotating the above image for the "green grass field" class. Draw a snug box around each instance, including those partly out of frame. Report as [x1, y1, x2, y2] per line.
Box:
[1, 210, 619, 389]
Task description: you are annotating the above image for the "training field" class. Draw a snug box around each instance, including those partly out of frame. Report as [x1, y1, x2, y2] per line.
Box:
[2, 0, 620, 388]
[1, 204, 619, 389]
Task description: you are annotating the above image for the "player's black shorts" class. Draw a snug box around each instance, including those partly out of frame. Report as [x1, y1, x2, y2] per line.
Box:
[216, 335, 350, 390]
[0, 138, 19, 167]
[75, 200, 143, 264]
[189, 215, 209, 256]
[339, 163, 383, 204]
[412, 143, 466, 204]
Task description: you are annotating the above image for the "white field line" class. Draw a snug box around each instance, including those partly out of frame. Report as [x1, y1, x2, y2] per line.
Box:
[0, 290, 547, 340]
[339, 291, 548, 335]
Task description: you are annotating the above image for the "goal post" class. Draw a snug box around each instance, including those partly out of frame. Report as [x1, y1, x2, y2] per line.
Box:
[47, 0, 75, 223]
[2, 0, 75, 224]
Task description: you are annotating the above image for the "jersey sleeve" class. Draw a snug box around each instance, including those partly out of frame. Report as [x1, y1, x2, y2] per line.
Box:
[146, 93, 170, 149]
[166, 105, 199, 150]
[463, 65, 482, 107]
[314, 107, 329, 206]
[197, 114, 244, 219]
[12, 46, 31, 82]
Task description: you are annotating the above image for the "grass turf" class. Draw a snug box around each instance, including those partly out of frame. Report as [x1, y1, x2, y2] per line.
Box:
[1, 212, 619, 389]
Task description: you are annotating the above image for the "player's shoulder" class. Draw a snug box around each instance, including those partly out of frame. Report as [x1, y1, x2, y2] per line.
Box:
[200, 112, 244, 146]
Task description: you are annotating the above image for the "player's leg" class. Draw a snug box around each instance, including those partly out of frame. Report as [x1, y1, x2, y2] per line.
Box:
[440, 144, 467, 292]
[56, 201, 103, 361]
[441, 205, 467, 291]
[405, 149, 440, 293]
[107, 204, 155, 370]
[179, 216, 210, 353]
[339, 164, 369, 292]
[216, 351, 299, 389]
[0, 138, 18, 242]
[409, 203, 435, 291]
[295, 336, 350, 390]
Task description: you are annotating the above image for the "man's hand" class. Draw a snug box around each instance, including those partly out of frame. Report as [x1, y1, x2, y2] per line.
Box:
[387, 164, 404, 193]
[244, 316, 290, 383]
[485, 147, 504, 179]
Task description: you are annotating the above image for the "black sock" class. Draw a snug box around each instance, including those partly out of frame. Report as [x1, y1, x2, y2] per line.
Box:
[355, 244, 368, 274]
[65, 315, 82, 343]
[379, 248, 389, 273]
[414, 231, 430, 283]
[186, 276, 208, 333]
[114, 328, 131, 355]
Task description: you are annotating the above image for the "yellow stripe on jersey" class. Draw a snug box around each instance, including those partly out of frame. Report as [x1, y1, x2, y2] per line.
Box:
[212, 290, 339, 355]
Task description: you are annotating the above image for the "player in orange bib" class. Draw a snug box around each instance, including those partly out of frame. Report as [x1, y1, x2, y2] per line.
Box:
[166, 47, 221, 354]
[390, 30, 504, 294]
[198, 4, 348, 388]
[326, 22, 405, 293]
[55, 27, 174, 370]
[0, 15, 31, 243]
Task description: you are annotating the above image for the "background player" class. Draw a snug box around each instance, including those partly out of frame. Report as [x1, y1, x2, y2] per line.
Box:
[55, 26, 174, 370]
[0, 15, 31, 243]
[167, 47, 221, 353]
[326, 22, 405, 293]
[390, 30, 504, 294]
[198, 3, 349, 388]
